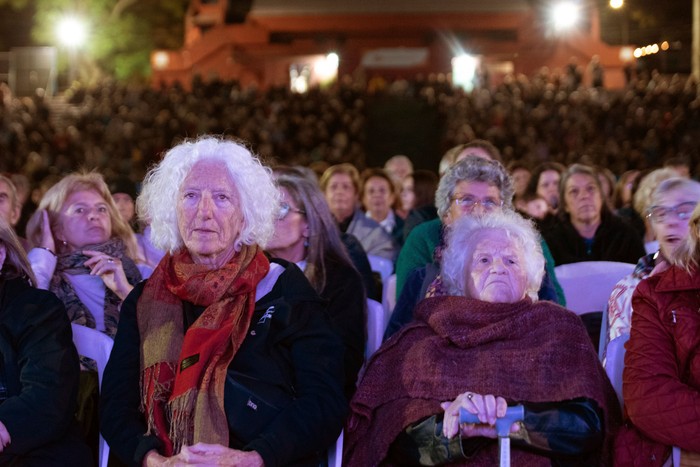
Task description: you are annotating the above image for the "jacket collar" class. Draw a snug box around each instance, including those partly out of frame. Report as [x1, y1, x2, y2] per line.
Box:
[654, 265, 700, 292]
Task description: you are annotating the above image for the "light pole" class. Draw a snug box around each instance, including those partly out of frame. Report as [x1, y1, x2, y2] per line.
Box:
[56, 15, 88, 85]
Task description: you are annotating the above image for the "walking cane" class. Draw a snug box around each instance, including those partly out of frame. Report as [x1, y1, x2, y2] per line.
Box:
[459, 405, 525, 467]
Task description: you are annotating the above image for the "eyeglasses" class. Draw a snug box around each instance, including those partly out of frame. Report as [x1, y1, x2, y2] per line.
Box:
[452, 195, 503, 213]
[277, 202, 306, 220]
[646, 201, 697, 223]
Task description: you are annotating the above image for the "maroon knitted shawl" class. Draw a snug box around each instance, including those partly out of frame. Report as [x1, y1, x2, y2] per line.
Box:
[344, 296, 620, 466]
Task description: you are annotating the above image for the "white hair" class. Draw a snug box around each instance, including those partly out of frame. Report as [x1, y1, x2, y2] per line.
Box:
[137, 136, 279, 252]
[441, 211, 544, 301]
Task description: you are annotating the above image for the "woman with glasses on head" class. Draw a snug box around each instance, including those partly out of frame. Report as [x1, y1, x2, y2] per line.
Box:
[266, 169, 366, 398]
[615, 202, 700, 465]
[604, 178, 700, 361]
[542, 164, 645, 266]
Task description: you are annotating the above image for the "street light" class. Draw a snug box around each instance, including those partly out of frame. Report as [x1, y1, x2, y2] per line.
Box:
[609, 0, 623, 9]
[56, 15, 88, 84]
[551, 2, 580, 32]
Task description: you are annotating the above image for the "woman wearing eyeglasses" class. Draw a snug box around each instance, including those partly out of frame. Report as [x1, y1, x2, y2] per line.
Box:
[266, 169, 366, 399]
[542, 164, 645, 267]
[603, 177, 700, 360]
[615, 200, 700, 465]
[387, 155, 565, 340]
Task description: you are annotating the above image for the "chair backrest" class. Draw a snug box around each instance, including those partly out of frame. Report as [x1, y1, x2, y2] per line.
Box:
[367, 254, 393, 283]
[554, 261, 635, 315]
[366, 299, 386, 359]
[327, 430, 344, 467]
[71, 324, 114, 467]
[382, 274, 397, 322]
[604, 333, 630, 407]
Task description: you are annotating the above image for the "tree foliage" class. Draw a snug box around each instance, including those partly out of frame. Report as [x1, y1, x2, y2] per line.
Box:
[0, 0, 188, 81]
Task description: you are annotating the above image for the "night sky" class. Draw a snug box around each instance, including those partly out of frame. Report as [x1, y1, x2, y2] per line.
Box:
[0, 1, 693, 57]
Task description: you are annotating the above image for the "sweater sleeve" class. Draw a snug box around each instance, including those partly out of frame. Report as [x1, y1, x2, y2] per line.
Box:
[624, 280, 700, 452]
[100, 282, 162, 467]
[0, 287, 80, 454]
[396, 221, 440, 299]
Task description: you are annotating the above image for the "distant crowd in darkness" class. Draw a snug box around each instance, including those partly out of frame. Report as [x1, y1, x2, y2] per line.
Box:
[1, 63, 699, 189]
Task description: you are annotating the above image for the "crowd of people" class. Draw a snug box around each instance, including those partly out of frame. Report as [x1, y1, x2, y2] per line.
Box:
[0, 68, 698, 465]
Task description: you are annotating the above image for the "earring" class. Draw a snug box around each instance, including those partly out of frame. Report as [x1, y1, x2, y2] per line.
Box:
[303, 237, 309, 248]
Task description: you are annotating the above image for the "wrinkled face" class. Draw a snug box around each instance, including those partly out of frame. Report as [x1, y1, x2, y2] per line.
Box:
[400, 176, 415, 212]
[57, 189, 112, 251]
[511, 168, 531, 197]
[362, 176, 395, 220]
[564, 173, 603, 226]
[177, 160, 243, 268]
[0, 181, 20, 227]
[267, 187, 309, 262]
[537, 170, 560, 209]
[650, 189, 699, 259]
[445, 180, 502, 226]
[325, 173, 357, 222]
[112, 193, 135, 224]
[467, 230, 528, 303]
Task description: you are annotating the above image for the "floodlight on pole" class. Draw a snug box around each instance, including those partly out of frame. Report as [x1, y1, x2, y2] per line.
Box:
[551, 2, 580, 32]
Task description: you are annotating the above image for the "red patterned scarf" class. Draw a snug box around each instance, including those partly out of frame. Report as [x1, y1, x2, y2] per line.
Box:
[137, 245, 269, 455]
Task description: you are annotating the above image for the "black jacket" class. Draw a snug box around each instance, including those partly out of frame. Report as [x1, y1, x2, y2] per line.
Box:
[100, 260, 347, 467]
[542, 212, 645, 266]
[0, 277, 90, 466]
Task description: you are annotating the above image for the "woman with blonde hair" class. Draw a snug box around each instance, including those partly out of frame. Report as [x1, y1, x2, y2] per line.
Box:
[616, 202, 700, 464]
[25, 172, 149, 337]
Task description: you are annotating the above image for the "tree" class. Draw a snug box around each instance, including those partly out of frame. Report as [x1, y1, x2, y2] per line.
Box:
[0, 0, 188, 81]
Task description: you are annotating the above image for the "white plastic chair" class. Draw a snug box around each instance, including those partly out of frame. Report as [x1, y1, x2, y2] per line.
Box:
[71, 324, 114, 467]
[327, 430, 343, 467]
[604, 333, 629, 407]
[554, 261, 635, 315]
[382, 274, 397, 324]
[366, 299, 386, 359]
[367, 254, 393, 284]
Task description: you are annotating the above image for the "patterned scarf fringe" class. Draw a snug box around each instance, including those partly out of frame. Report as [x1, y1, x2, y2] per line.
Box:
[167, 388, 198, 455]
[140, 363, 176, 437]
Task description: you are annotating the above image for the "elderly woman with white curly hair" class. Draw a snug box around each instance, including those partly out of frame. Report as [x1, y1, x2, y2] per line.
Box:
[100, 136, 346, 467]
[345, 211, 620, 466]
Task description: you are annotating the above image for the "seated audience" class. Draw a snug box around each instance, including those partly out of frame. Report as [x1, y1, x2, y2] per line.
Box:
[108, 177, 165, 269]
[526, 162, 566, 218]
[630, 168, 680, 254]
[361, 168, 404, 248]
[320, 163, 398, 261]
[438, 140, 502, 176]
[25, 172, 148, 337]
[507, 160, 531, 198]
[267, 169, 366, 398]
[345, 212, 619, 465]
[0, 176, 27, 250]
[401, 169, 439, 241]
[612, 170, 640, 212]
[615, 203, 700, 465]
[606, 177, 700, 354]
[0, 218, 92, 466]
[101, 136, 346, 467]
[542, 164, 645, 266]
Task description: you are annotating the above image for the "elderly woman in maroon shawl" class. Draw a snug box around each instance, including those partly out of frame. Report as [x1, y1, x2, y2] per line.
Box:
[344, 211, 620, 466]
